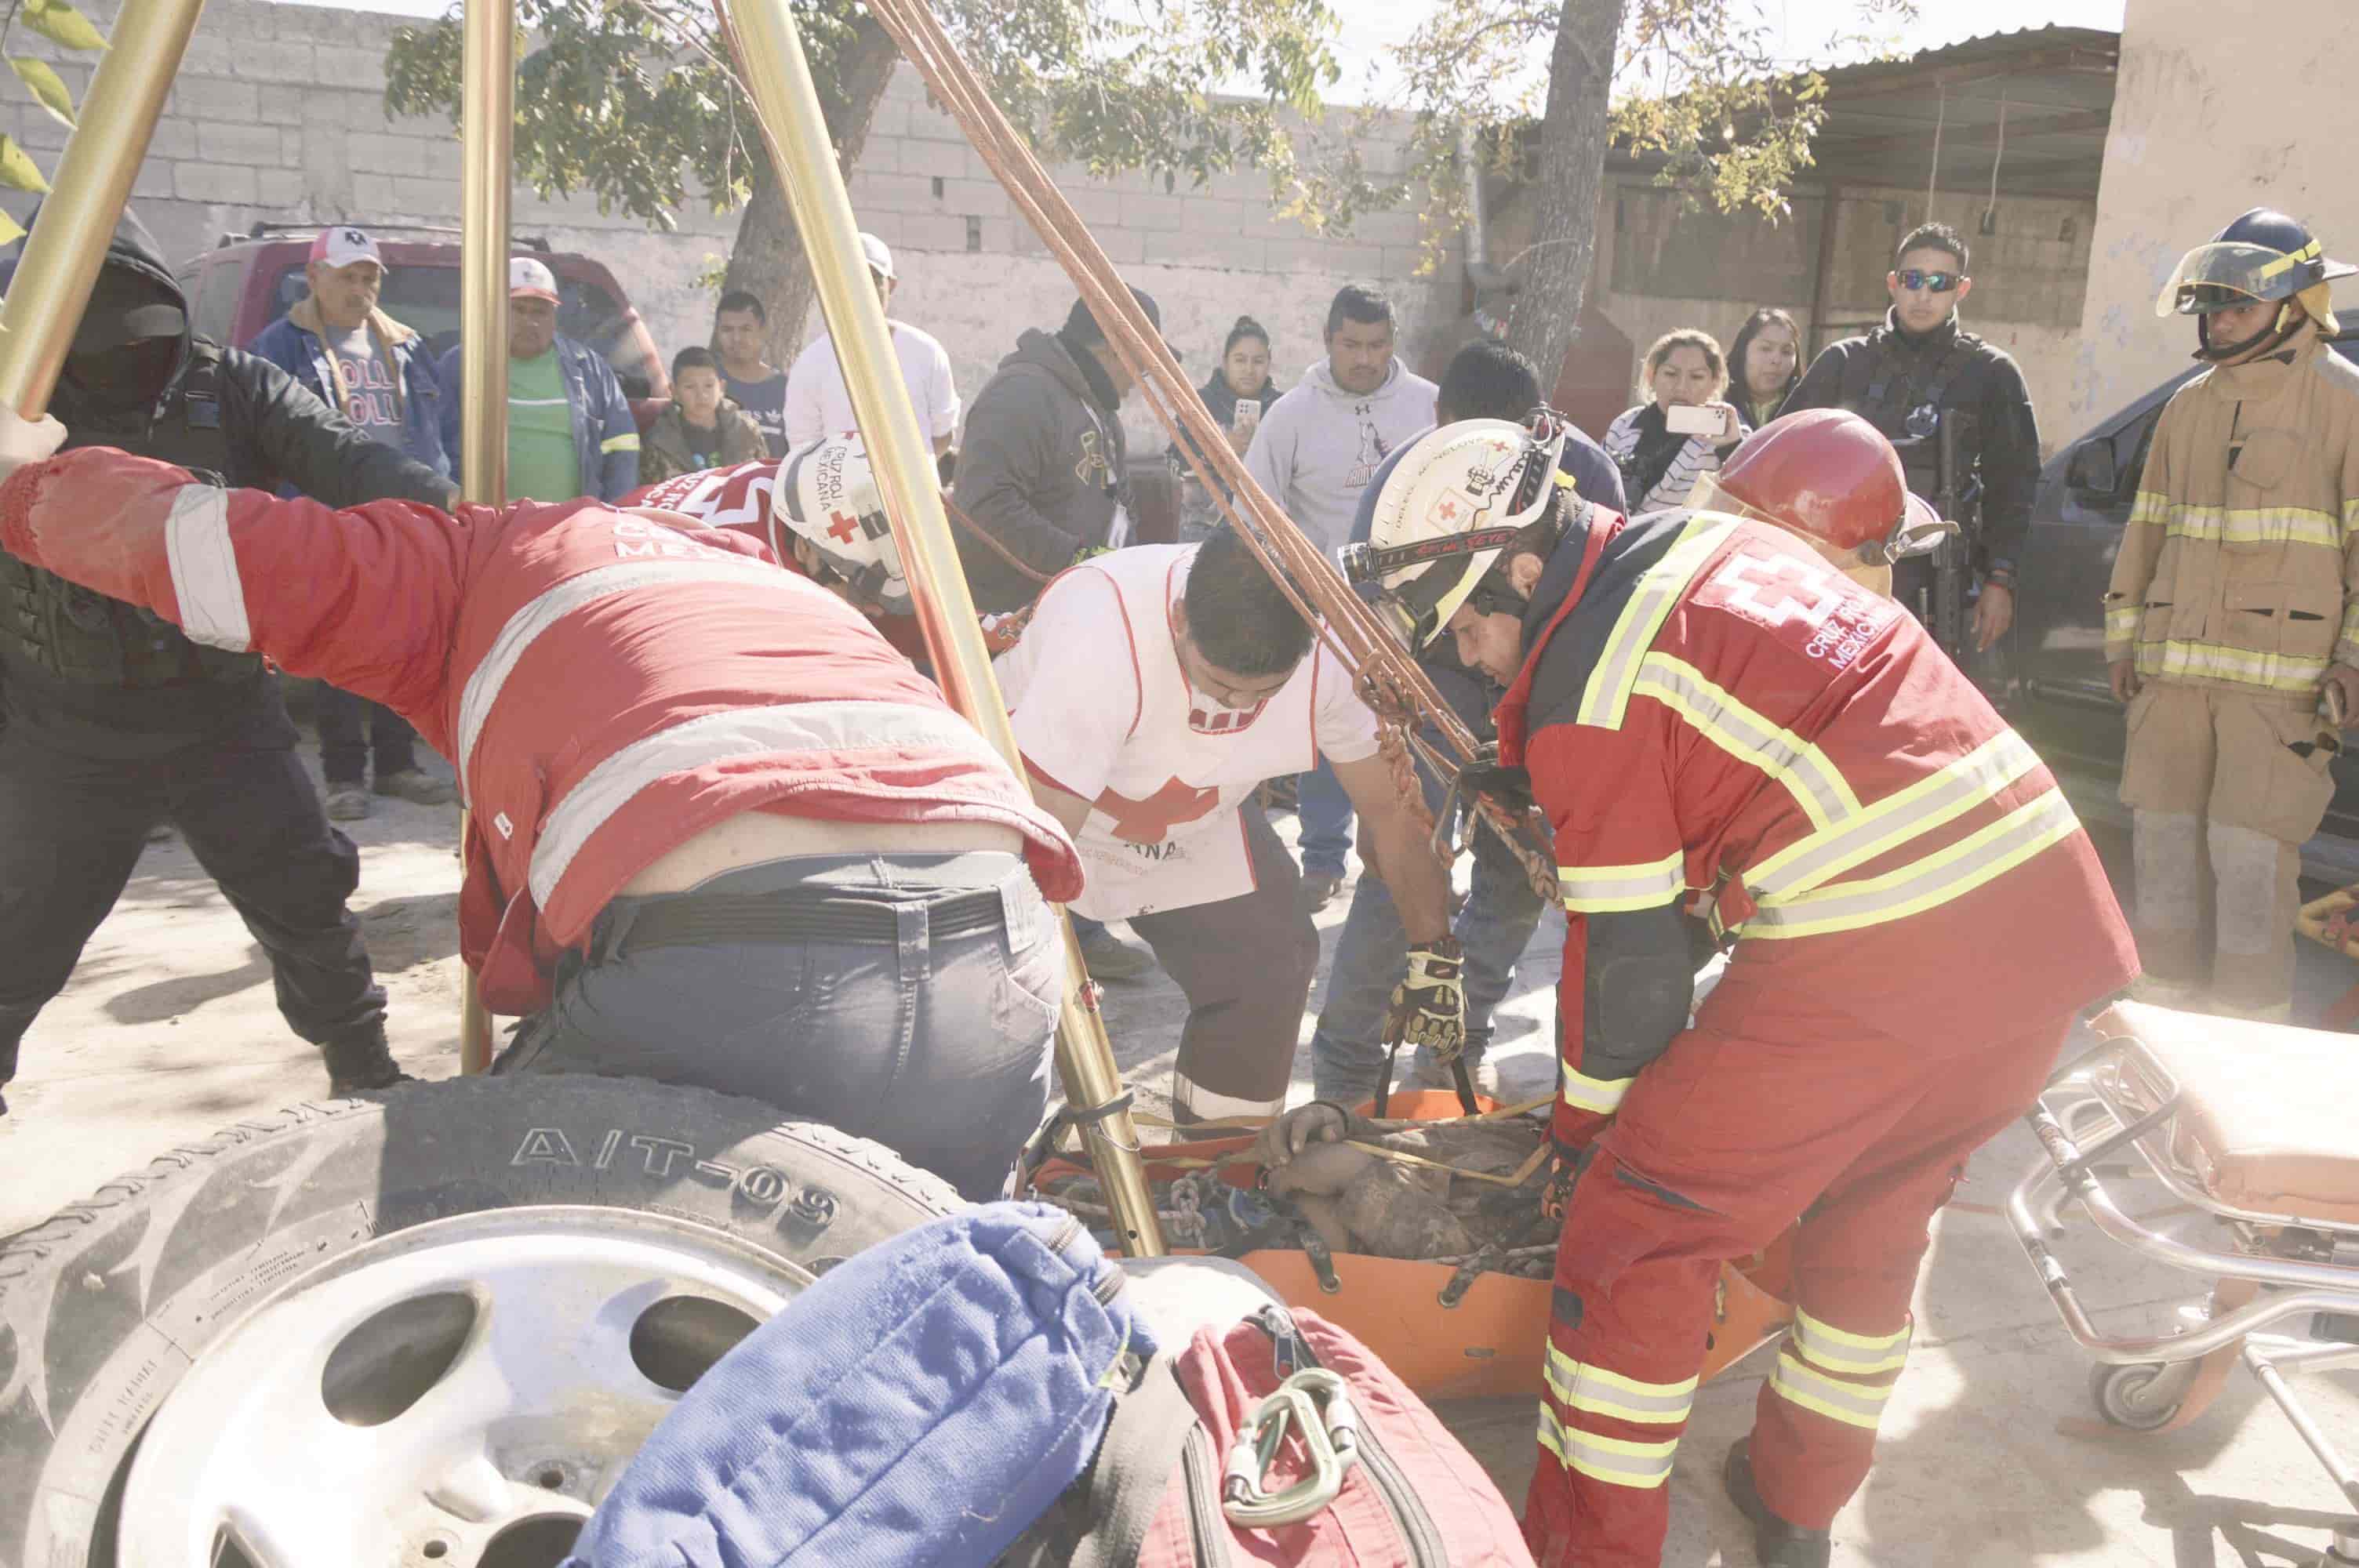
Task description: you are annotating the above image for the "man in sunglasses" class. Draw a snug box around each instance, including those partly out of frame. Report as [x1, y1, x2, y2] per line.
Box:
[1363, 407, 2135, 1567]
[2103, 207, 2359, 1022]
[1784, 221, 2040, 660]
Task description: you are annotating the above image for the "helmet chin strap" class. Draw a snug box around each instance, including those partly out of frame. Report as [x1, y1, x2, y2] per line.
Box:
[2196, 301, 2303, 364]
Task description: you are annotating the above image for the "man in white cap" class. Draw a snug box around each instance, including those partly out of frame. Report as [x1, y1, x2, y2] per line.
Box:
[437, 256, 640, 503]
[249, 225, 457, 819]
[783, 232, 960, 457]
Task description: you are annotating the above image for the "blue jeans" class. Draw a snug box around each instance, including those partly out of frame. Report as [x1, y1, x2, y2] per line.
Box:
[496, 850, 1062, 1201]
[1296, 756, 1354, 880]
[1307, 764, 1546, 1102]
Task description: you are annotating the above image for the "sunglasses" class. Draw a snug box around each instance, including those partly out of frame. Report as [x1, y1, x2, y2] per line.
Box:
[1896, 269, 1964, 293]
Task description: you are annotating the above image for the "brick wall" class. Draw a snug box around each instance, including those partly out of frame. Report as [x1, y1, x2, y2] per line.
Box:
[0, 0, 1457, 452]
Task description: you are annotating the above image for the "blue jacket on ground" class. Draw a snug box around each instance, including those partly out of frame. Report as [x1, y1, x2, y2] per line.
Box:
[564, 1203, 1152, 1568]
[246, 299, 450, 481]
[435, 332, 641, 501]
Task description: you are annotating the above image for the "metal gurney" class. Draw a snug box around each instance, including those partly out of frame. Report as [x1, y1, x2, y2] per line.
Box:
[2009, 999, 2359, 1566]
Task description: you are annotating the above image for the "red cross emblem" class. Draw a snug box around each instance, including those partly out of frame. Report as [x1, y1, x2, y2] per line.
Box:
[1438, 496, 1462, 521]
[826, 510, 863, 544]
[1094, 776, 1220, 844]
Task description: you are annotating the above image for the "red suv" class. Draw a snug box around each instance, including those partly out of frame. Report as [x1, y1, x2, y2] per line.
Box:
[179, 224, 673, 425]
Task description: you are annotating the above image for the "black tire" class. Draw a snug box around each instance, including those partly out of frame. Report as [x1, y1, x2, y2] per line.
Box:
[0, 1076, 961, 1566]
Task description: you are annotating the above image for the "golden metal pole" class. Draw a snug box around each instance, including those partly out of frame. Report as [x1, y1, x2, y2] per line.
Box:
[454, 0, 514, 1074]
[722, 0, 1165, 1256]
[0, 0, 205, 413]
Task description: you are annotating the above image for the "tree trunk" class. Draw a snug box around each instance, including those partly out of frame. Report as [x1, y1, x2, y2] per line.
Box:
[1505, 0, 1625, 388]
[719, 14, 903, 363]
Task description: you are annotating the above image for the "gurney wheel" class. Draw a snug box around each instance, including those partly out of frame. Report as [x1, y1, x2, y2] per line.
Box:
[2089, 1361, 2187, 1431]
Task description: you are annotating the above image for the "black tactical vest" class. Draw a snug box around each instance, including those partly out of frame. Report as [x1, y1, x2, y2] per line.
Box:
[1833, 328, 1983, 499]
[0, 344, 260, 688]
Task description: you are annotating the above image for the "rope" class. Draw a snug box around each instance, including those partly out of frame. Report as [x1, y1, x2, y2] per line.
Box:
[1120, 1095, 1557, 1189]
[1925, 83, 1946, 218]
[942, 492, 1056, 584]
[1983, 93, 2008, 229]
[841, 0, 1509, 865]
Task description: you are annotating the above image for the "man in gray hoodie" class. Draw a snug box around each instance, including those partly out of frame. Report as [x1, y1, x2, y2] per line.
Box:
[1243, 284, 1438, 907]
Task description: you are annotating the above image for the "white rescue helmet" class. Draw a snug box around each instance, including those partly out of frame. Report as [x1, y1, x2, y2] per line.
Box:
[1354, 416, 1571, 648]
[773, 431, 911, 616]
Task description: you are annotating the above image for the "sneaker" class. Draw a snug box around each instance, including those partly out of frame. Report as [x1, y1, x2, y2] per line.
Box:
[1408, 1050, 1499, 1101]
[1724, 1439, 1832, 1568]
[1077, 923, 1157, 982]
[319, 1026, 416, 1098]
[1299, 871, 1343, 913]
[374, 768, 456, 806]
[325, 785, 373, 822]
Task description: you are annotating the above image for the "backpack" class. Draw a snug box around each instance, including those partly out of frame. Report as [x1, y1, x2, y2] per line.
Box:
[562, 1202, 1152, 1568]
[998, 1301, 1536, 1567]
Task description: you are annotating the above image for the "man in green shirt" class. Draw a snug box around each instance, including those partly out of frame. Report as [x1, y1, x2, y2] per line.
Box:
[437, 257, 641, 502]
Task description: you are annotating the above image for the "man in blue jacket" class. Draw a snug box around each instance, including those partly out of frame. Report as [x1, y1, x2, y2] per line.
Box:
[247, 225, 457, 818]
[437, 256, 639, 503]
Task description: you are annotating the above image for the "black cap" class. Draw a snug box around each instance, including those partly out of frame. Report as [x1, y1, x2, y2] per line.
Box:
[1063, 285, 1169, 349]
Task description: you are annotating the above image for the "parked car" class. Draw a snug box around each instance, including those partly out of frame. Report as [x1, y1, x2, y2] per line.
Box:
[2006, 328, 2359, 882]
[180, 223, 671, 429]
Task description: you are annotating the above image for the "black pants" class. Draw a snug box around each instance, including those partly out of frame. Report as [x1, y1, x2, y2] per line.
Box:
[315, 683, 418, 786]
[0, 691, 387, 1089]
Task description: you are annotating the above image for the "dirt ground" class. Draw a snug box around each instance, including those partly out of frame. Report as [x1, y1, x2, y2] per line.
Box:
[3, 739, 2357, 1565]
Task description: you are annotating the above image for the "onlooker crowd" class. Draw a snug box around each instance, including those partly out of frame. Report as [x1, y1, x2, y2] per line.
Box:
[1602, 327, 1742, 514]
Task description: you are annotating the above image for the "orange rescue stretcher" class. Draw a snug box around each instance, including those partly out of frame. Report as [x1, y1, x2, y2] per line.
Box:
[1025, 1089, 1797, 1403]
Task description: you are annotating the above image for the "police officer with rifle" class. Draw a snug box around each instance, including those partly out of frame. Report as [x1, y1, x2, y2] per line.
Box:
[0, 210, 456, 1116]
[1784, 220, 2041, 662]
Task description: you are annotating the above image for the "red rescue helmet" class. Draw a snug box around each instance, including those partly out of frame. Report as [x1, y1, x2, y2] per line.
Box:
[1697, 408, 1955, 565]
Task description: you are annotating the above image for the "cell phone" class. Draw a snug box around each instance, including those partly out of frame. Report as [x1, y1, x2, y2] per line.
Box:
[1233, 400, 1262, 434]
[1664, 403, 1721, 437]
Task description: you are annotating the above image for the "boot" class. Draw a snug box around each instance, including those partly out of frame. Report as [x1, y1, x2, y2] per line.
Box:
[320, 1025, 416, 1098]
[1724, 1439, 1831, 1568]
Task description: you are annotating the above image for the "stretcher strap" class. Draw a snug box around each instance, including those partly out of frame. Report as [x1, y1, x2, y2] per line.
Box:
[1126, 1098, 1557, 1189]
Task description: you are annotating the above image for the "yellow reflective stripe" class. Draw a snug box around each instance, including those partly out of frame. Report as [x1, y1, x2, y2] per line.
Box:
[1536, 1405, 1679, 1488]
[1747, 730, 2043, 902]
[2339, 596, 2359, 645]
[1794, 1308, 1912, 1374]
[2343, 497, 2359, 539]
[1576, 513, 1744, 730]
[1560, 851, 1686, 913]
[2125, 490, 2170, 528]
[2154, 503, 2340, 550]
[1749, 787, 2080, 939]
[602, 432, 643, 453]
[1559, 1063, 1634, 1115]
[2134, 637, 2327, 692]
[1545, 1348, 1697, 1425]
[1634, 655, 1859, 830]
[2104, 604, 2142, 640]
[1769, 1345, 1894, 1431]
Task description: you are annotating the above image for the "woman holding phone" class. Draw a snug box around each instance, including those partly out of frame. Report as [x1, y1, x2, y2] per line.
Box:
[1171, 315, 1284, 535]
[1602, 328, 1743, 514]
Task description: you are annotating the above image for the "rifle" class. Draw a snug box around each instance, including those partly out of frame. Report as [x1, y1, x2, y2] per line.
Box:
[1933, 419, 1967, 660]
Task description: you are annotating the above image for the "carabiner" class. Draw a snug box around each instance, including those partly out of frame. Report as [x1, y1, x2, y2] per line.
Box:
[1219, 1368, 1361, 1528]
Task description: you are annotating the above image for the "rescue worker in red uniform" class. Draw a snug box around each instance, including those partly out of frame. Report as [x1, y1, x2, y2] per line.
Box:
[0, 411, 1084, 1202]
[1362, 408, 2137, 1566]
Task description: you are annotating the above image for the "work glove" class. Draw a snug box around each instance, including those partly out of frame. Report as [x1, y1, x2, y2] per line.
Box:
[0, 400, 66, 486]
[1383, 938, 1467, 1065]
[1459, 758, 1534, 817]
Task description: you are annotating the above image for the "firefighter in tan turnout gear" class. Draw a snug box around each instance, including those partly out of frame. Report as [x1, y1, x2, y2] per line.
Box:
[2106, 208, 2359, 1020]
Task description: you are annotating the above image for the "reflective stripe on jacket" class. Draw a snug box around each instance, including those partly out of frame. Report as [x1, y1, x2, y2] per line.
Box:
[437, 333, 642, 502]
[0, 445, 1083, 1011]
[2103, 323, 2359, 694]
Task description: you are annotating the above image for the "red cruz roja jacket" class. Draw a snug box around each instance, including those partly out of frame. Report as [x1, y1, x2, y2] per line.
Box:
[0, 447, 1084, 1013]
[1494, 504, 2136, 1152]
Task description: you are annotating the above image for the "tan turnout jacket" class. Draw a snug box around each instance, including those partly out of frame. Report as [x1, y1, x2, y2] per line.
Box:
[2104, 323, 2359, 695]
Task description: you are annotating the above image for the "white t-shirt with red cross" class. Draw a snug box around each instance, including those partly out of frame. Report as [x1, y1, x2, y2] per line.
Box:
[995, 542, 1380, 920]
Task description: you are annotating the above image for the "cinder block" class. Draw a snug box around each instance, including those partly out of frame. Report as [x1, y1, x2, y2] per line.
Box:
[346, 131, 425, 176]
[391, 174, 460, 215]
[176, 35, 238, 76]
[1266, 238, 1381, 275]
[351, 172, 399, 212]
[1119, 192, 1186, 232]
[906, 102, 967, 143]
[176, 161, 260, 204]
[133, 158, 176, 202]
[864, 97, 911, 141]
[845, 170, 932, 214]
[227, 40, 317, 84]
[938, 177, 1008, 217]
[14, 113, 70, 154]
[1379, 243, 1441, 281]
[1143, 230, 1265, 270]
[256, 90, 304, 126]
[896, 137, 966, 180]
[256, 167, 307, 211]
[1347, 208, 1426, 249]
[170, 76, 258, 122]
[197, 119, 286, 168]
[1092, 228, 1147, 266]
[1065, 186, 1123, 227]
[896, 211, 967, 252]
[313, 45, 386, 84]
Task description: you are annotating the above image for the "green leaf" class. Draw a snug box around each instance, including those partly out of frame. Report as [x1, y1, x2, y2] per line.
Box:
[22, 0, 109, 53]
[0, 208, 23, 248]
[9, 57, 75, 126]
[0, 135, 49, 194]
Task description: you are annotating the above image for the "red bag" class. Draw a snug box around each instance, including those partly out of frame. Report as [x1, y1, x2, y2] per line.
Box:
[998, 1302, 1536, 1566]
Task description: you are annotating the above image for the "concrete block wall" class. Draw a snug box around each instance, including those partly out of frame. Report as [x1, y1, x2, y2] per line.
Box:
[0, 0, 1457, 455]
